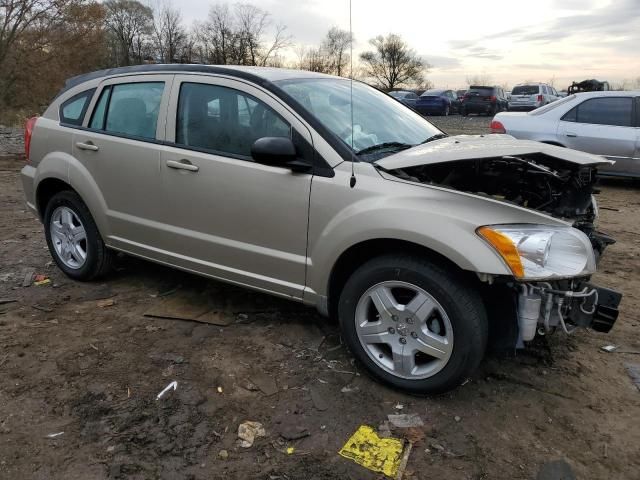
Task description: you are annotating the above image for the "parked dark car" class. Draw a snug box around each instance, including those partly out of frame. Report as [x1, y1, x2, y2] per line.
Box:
[456, 89, 467, 101]
[388, 90, 419, 108]
[415, 89, 460, 116]
[461, 86, 508, 116]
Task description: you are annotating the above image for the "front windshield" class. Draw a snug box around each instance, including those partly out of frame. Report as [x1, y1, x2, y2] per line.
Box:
[275, 78, 441, 156]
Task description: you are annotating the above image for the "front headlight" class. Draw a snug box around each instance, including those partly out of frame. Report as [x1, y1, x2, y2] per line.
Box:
[477, 224, 596, 280]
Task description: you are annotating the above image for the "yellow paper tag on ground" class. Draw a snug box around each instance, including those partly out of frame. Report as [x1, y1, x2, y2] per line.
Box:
[339, 425, 404, 478]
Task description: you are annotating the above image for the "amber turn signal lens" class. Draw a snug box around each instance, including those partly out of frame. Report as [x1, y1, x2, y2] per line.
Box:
[477, 226, 524, 278]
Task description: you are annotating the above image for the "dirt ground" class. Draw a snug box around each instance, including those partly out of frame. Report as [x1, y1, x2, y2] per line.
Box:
[1, 117, 639, 480]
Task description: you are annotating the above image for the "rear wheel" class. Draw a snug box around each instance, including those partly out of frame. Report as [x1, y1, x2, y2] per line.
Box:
[44, 191, 113, 281]
[338, 255, 488, 394]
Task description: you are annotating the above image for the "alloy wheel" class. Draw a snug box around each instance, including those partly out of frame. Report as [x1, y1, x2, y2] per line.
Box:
[354, 281, 454, 380]
[50, 206, 88, 269]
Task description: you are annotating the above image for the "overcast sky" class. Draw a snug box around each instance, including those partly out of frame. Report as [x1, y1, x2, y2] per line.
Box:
[179, 0, 640, 89]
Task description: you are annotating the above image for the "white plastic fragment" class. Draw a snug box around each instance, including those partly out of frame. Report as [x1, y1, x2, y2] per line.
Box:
[156, 380, 178, 400]
[46, 432, 64, 438]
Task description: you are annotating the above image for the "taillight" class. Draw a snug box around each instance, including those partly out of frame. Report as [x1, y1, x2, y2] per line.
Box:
[489, 95, 497, 102]
[537, 94, 544, 102]
[490, 120, 506, 134]
[24, 116, 38, 163]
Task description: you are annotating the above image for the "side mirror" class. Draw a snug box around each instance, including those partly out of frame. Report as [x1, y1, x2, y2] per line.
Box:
[251, 137, 296, 166]
[251, 137, 312, 173]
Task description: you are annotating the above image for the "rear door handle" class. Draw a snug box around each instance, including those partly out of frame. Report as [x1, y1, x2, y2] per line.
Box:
[75, 141, 99, 151]
[166, 159, 199, 172]
[565, 132, 577, 138]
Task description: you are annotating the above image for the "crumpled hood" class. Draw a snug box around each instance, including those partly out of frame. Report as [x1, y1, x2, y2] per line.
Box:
[374, 134, 614, 170]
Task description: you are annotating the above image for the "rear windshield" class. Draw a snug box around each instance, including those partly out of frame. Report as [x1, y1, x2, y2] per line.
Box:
[512, 85, 540, 95]
[422, 89, 444, 96]
[467, 88, 493, 95]
[529, 95, 576, 115]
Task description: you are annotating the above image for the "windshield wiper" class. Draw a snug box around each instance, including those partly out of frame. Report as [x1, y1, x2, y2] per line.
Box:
[356, 142, 415, 155]
[421, 133, 448, 144]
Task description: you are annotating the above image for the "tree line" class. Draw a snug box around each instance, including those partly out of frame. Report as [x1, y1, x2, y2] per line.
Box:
[0, 0, 429, 120]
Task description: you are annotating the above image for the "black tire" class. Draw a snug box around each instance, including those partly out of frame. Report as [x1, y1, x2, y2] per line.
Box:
[44, 190, 113, 281]
[461, 108, 468, 116]
[338, 254, 488, 394]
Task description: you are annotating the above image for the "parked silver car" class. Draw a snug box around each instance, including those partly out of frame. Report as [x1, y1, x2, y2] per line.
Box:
[509, 83, 559, 111]
[388, 90, 419, 108]
[21, 65, 622, 393]
[493, 91, 640, 177]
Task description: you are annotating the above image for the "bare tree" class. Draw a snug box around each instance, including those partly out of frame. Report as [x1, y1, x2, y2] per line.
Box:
[104, 0, 153, 66]
[151, 1, 186, 62]
[0, 0, 79, 79]
[193, 2, 289, 66]
[465, 74, 493, 86]
[359, 34, 427, 90]
[322, 26, 351, 77]
[295, 45, 330, 73]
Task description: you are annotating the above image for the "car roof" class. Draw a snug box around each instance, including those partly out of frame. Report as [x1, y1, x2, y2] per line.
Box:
[57, 64, 339, 98]
[572, 90, 640, 98]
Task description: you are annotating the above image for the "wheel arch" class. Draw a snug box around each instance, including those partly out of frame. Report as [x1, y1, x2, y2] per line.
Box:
[326, 238, 478, 320]
[36, 177, 75, 220]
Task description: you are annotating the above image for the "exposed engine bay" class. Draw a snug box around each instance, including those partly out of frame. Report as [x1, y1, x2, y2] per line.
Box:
[386, 153, 615, 258]
[384, 152, 622, 345]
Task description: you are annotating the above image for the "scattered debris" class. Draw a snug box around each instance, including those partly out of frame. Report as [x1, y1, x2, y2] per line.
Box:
[0, 298, 17, 305]
[600, 345, 618, 352]
[0, 273, 12, 282]
[395, 440, 412, 480]
[32, 304, 52, 313]
[454, 415, 461, 422]
[339, 425, 404, 478]
[536, 459, 576, 480]
[249, 372, 278, 396]
[278, 425, 310, 441]
[310, 386, 329, 411]
[46, 432, 64, 438]
[156, 380, 178, 400]
[22, 268, 35, 287]
[237, 421, 266, 448]
[286, 447, 295, 455]
[34, 278, 51, 286]
[97, 298, 115, 308]
[340, 385, 358, 393]
[34, 274, 48, 282]
[624, 363, 640, 392]
[394, 403, 404, 410]
[217, 386, 223, 393]
[387, 414, 424, 429]
[218, 449, 229, 460]
[144, 293, 233, 326]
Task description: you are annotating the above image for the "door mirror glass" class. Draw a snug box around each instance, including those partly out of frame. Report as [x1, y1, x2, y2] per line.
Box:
[251, 137, 297, 166]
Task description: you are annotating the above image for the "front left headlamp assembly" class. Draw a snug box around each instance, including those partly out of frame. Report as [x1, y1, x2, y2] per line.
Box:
[477, 224, 596, 280]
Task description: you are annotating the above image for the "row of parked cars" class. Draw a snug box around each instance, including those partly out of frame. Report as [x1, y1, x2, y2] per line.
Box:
[390, 82, 562, 116]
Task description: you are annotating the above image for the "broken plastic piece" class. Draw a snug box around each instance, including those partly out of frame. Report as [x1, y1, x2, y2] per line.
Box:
[156, 381, 178, 400]
[339, 425, 404, 477]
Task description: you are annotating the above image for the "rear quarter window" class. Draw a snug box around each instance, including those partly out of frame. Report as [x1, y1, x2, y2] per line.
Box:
[562, 97, 633, 127]
[59, 89, 95, 126]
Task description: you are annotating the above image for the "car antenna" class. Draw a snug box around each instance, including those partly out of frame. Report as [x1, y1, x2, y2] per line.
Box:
[349, 0, 356, 188]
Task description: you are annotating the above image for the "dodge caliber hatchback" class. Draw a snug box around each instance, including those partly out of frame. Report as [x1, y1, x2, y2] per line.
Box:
[22, 65, 622, 394]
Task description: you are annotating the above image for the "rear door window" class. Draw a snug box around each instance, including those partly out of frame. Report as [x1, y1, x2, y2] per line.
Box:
[563, 97, 633, 127]
[176, 82, 291, 158]
[90, 82, 165, 139]
[60, 89, 95, 126]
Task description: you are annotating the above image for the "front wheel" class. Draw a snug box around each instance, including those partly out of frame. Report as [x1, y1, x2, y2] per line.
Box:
[338, 255, 488, 394]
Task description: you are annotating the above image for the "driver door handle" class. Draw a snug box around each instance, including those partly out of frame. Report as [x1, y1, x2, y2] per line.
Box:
[565, 132, 577, 137]
[75, 141, 99, 151]
[166, 159, 199, 172]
